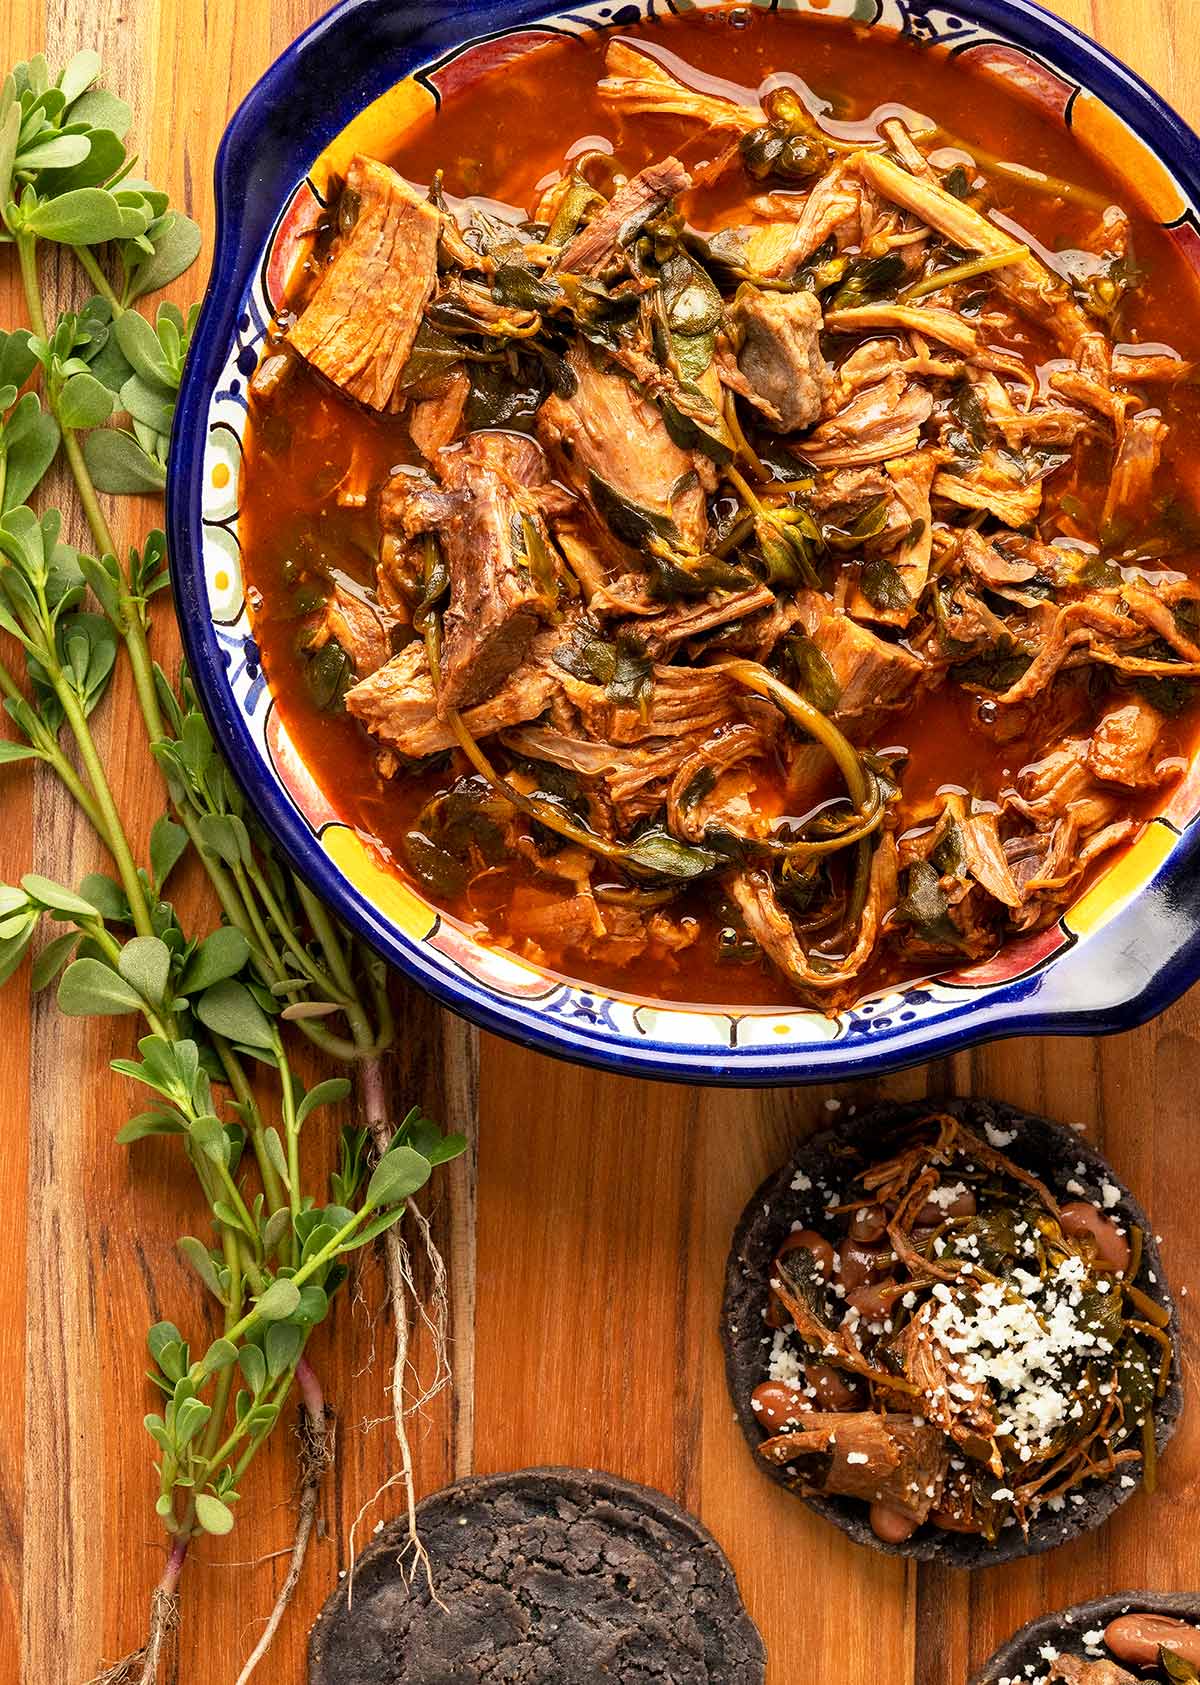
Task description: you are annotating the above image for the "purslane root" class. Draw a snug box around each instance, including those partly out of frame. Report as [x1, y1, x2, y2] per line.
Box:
[235, 1359, 336, 1684]
[85, 1538, 187, 1685]
[348, 1058, 453, 1603]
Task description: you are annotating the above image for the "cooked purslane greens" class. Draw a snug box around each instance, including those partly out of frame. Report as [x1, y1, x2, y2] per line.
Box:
[244, 24, 1200, 1009]
[750, 1112, 1172, 1548]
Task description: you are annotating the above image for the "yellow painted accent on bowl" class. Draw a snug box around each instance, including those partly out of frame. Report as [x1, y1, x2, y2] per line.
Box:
[1064, 819, 1177, 937]
[311, 78, 436, 194]
[212, 462, 230, 489]
[1071, 92, 1186, 222]
[322, 825, 437, 940]
[214, 569, 229, 591]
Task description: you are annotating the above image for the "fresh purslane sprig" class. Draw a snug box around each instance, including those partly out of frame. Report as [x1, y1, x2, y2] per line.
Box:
[0, 49, 463, 1685]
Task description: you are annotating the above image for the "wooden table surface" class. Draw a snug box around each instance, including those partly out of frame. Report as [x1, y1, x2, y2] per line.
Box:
[3, 1, 1200, 1680]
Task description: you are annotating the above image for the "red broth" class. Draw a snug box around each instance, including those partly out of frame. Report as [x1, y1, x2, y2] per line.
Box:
[239, 8, 1200, 1008]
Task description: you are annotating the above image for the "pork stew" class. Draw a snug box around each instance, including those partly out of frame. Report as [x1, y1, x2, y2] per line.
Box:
[240, 11, 1200, 1010]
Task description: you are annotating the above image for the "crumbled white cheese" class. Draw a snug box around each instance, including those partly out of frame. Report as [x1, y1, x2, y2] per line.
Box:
[924, 1180, 969, 1210]
[927, 1254, 1114, 1456]
[984, 1122, 1018, 1148]
[766, 1329, 805, 1386]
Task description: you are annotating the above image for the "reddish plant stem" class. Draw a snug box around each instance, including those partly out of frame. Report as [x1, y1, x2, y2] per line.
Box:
[235, 1357, 336, 1684]
[296, 1353, 324, 1417]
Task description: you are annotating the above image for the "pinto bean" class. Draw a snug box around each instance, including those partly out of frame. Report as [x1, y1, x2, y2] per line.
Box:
[869, 1502, 919, 1544]
[837, 1238, 894, 1294]
[849, 1204, 889, 1243]
[1105, 1613, 1200, 1668]
[805, 1362, 862, 1411]
[765, 1290, 791, 1331]
[1059, 1200, 1132, 1273]
[777, 1228, 836, 1278]
[750, 1381, 806, 1434]
[847, 1279, 899, 1323]
[915, 1188, 978, 1226]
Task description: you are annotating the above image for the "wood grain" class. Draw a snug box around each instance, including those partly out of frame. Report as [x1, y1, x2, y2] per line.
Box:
[2, 1, 1199, 1681]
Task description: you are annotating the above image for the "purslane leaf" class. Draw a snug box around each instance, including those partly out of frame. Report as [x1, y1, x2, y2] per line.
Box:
[58, 955, 144, 1016]
[195, 978, 275, 1052]
[0, 739, 39, 764]
[24, 186, 133, 244]
[365, 1144, 432, 1211]
[0, 917, 36, 988]
[265, 1320, 303, 1378]
[238, 1344, 266, 1397]
[124, 211, 202, 302]
[3, 394, 60, 511]
[115, 1108, 186, 1143]
[57, 49, 101, 106]
[82, 425, 165, 492]
[0, 326, 36, 391]
[120, 372, 175, 435]
[114, 307, 173, 385]
[177, 925, 249, 994]
[148, 814, 188, 893]
[295, 1077, 351, 1130]
[17, 133, 92, 172]
[194, 1493, 235, 1537]
[21, 871, 98, 918]
[177, 1236, 226, 1304]
[67, 87, 132, 141]
[116, 934, 171, 1009]
[57, 611, 118, 713]
[262, 1126, 290, 1192]
[0, 102, 21, 214]
[57, 369, 114, 430]
[255, 1278, 300, 1322]
[35, 128, 126, 196]
[29, 930, 77, 991]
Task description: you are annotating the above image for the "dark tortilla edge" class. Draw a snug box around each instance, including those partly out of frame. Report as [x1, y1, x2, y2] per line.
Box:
[719, 1096, 1183, 1567]
[307, 1465, 766, 1683]
[969, 1590, 1200, 1683]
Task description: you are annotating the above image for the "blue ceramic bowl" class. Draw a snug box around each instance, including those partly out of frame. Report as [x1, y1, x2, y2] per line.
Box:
[168, 0, 1200, 1085]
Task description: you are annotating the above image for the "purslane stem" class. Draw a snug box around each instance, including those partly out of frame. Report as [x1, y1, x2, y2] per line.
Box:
[213, 1206, 369, 1353]
[70, 242, 122, 309]
[212, 1034, 288, 1219]
[118, 601, 169, 745]
[195, 1228, 244, 1473]
[0, 653, 109, 835]
[54, 678, 156, 938]
[15, 235, 156, 940]
[59, 424, 119, 562]
[16, 234, 47, 339]
[275, 1034, 303, 1231]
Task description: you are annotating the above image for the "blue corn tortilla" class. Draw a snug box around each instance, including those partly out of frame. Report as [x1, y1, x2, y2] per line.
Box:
[308, 1467, 765, 1683]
